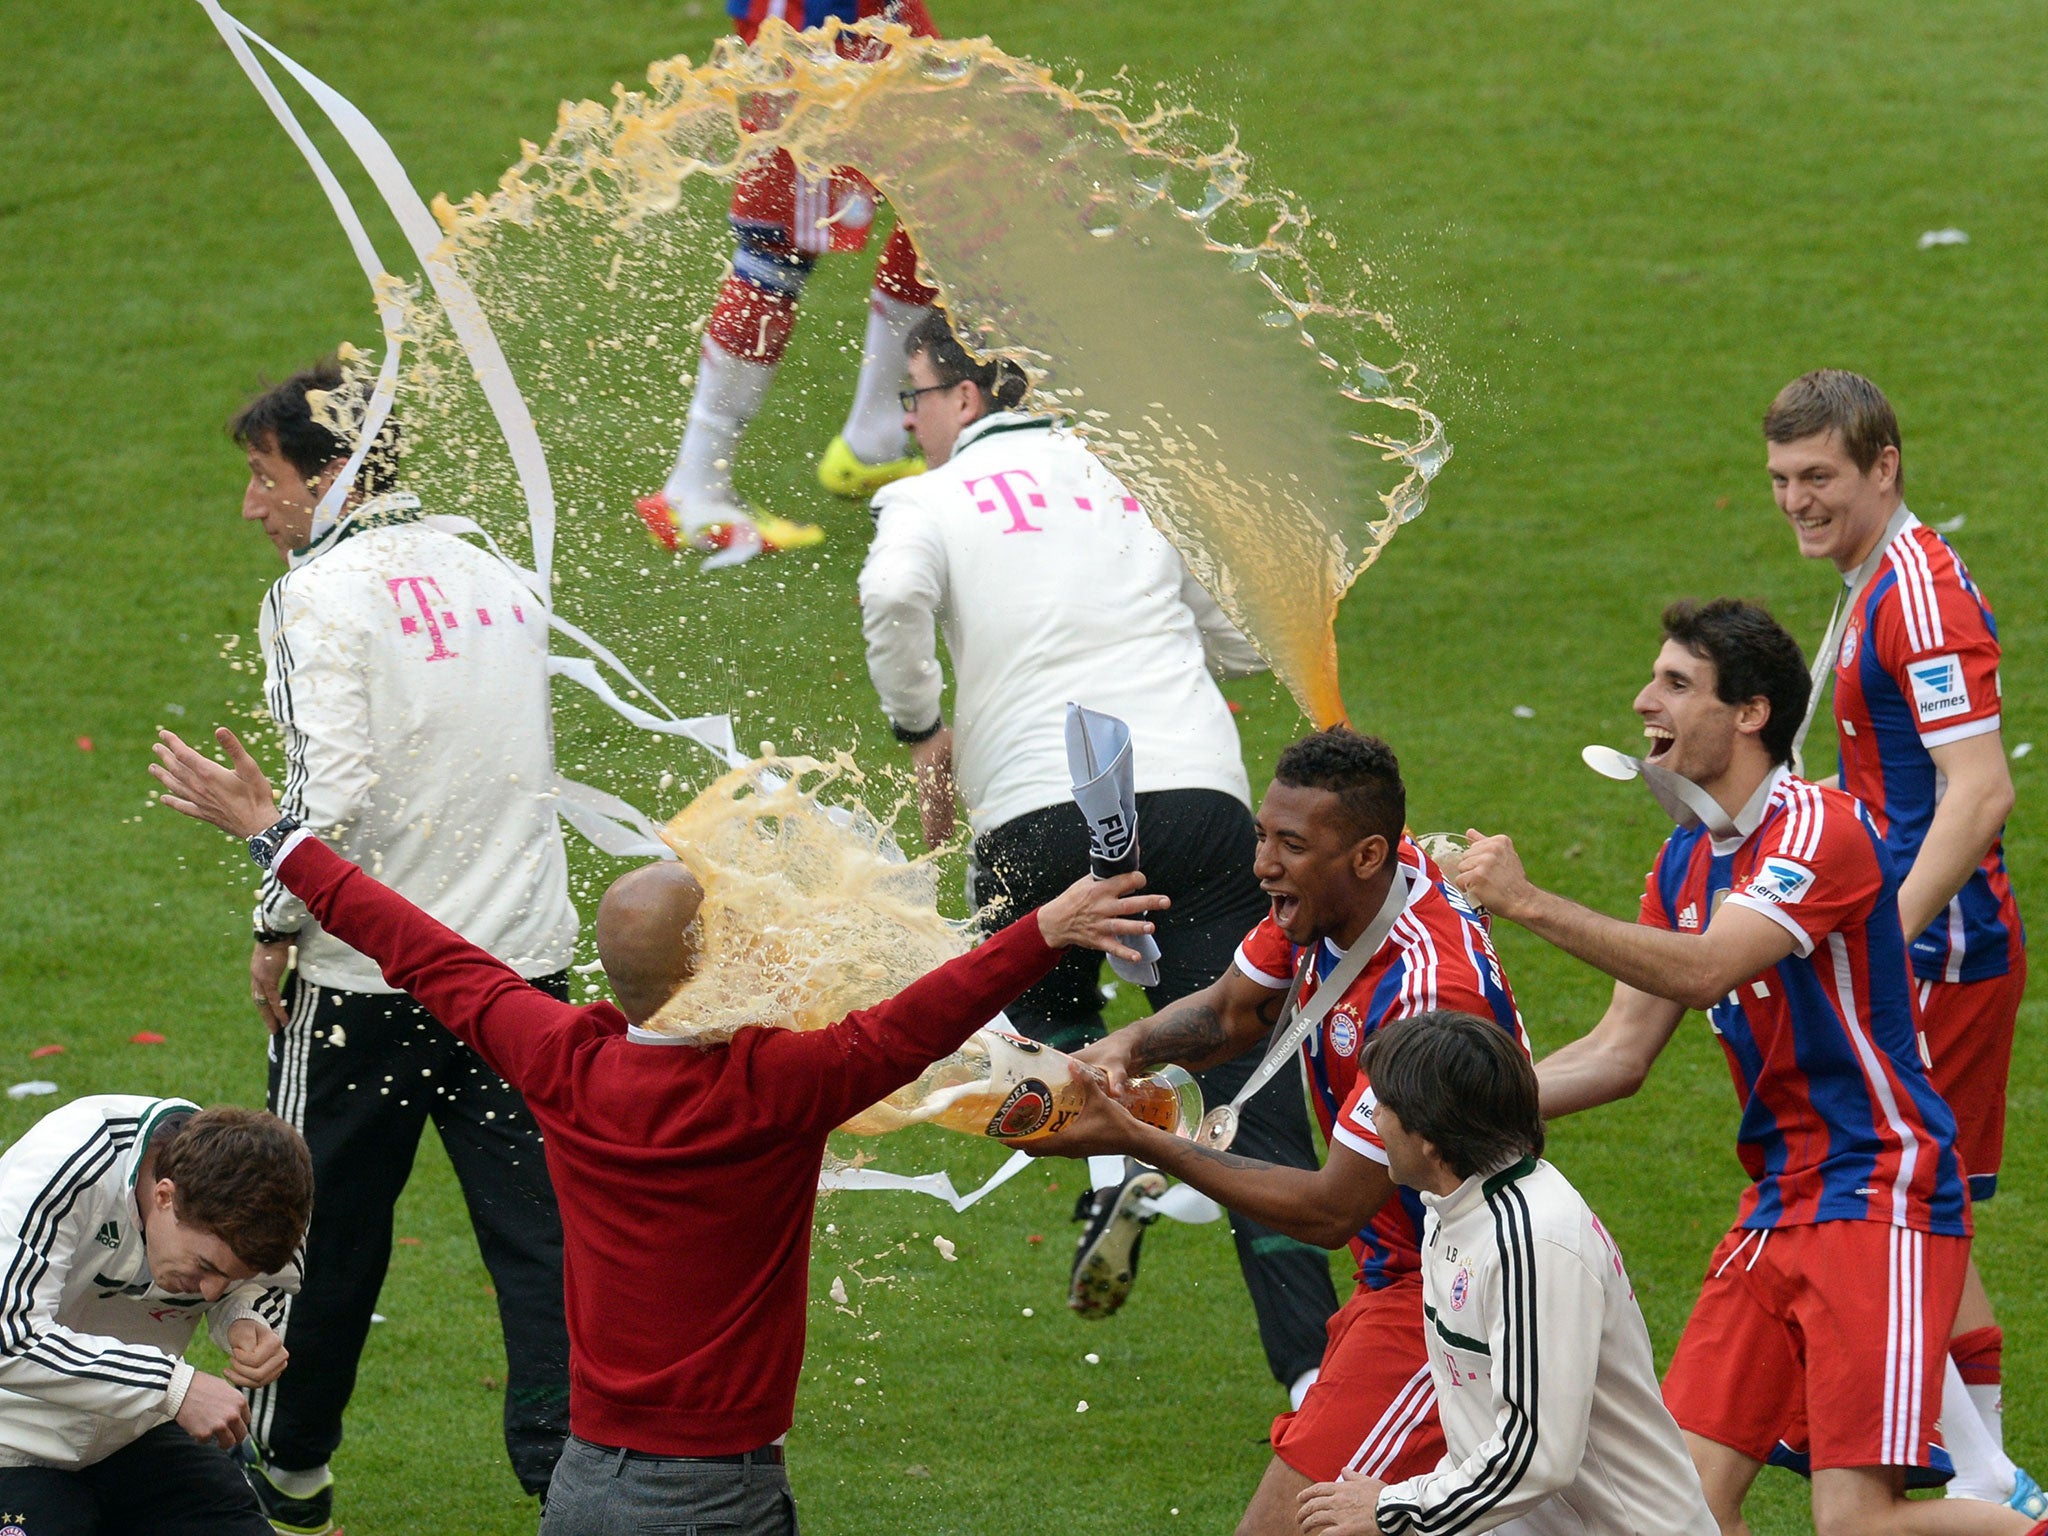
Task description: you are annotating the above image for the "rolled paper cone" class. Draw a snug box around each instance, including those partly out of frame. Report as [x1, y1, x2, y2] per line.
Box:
[1065, 704, 1162, 986]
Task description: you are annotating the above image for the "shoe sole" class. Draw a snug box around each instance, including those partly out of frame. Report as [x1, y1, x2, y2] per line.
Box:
[1068, 1171, 1167, 1319]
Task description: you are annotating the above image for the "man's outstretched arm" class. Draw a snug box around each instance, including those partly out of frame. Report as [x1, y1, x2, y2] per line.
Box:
[1457, 831, 1797, 1011]
[151, 727, 592, 1101]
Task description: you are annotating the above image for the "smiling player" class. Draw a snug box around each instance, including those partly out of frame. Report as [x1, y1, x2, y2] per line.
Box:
[1066, 728, 1527, 1536]
[1764, 369, 2034, 1512]
[1460, 599, 2036, 1536]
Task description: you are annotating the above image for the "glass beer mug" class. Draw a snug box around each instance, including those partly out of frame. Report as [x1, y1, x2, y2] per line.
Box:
[841, 1027, 1203, 1142]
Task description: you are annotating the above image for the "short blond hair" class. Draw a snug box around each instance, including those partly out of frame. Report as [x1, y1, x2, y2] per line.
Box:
[1763, 369, 1902, 489]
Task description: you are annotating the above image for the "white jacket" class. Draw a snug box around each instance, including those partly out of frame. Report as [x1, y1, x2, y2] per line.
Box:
[1377, 1158, 1716, 1536]
[0, 1097, 298, 1468]
[256, 495, 578, 993]
[859, 413, 1264, 838]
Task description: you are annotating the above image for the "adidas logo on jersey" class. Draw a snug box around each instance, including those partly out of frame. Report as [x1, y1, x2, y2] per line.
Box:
[94, 1221, 122, 1250]
[1677, 902, 1701, 931]
[1909, 654, 1970, 724]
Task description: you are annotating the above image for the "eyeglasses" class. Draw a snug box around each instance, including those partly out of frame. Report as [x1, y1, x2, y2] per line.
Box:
[898, 382, 952, 412]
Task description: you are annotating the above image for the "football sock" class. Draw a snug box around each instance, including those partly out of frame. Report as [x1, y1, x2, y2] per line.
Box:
[1953, 1326, 2006, 1451]
[662, 337, 777, 531]
[1941, 1352, 2018, 1501]
[841, 289, 930, 465]
[267, 1461, 333, 1497]
[1289, 1368, 1320, 1412]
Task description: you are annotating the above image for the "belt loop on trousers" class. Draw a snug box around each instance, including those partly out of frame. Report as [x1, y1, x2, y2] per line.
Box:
[612, 1443, 630, 1478]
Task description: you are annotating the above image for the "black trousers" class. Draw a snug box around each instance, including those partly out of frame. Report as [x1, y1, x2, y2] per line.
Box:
[0, 1424, 273, 1535]
[256, 972, 572, 1494]
[973, 790, 1340, 1386]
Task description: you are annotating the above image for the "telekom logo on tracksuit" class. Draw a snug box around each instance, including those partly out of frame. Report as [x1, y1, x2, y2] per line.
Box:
[962, 468, 1143, 534]
[386, 576, 528, 661]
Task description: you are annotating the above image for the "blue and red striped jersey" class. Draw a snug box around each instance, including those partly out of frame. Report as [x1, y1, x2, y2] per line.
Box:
[1833, 516, 2022, 983]
[1236, 837, 1526, 1289]
[1641, 768, 1969, 1237]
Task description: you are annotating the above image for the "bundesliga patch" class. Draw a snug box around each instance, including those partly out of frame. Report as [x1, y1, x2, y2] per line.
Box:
[1746, 856, 1815, 906]
[1909, 654, 1971, 724]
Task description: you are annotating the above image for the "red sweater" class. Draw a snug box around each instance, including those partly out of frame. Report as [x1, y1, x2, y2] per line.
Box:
[275, 838, 1060, 1455]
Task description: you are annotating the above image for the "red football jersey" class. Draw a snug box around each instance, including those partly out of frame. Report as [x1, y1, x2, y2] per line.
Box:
[1639, 769, 1969, 1236]
[1833, 516, 2022, 982]
[1234, 837, 1525, 1287]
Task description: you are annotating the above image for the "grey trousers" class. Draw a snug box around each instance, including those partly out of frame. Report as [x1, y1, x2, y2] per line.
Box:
[540, 1436, 796, 1536]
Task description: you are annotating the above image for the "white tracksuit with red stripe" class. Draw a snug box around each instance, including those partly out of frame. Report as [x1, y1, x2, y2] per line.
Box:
[1374, 1156, 1715, 1536]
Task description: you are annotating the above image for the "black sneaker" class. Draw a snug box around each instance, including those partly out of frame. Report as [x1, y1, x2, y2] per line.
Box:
[1068, 1162, 1168, 1318]
[236, 1443, 340, 1535]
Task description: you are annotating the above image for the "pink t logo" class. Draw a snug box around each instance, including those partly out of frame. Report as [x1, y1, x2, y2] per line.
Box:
[962, 468, 1047, 534]
[386, 576, 461, 661]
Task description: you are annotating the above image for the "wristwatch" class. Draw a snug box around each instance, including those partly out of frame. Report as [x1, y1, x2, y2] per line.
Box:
[246, 815, 303, 871]
[253, 926, 299, 947]
[892, 717, 944, 746]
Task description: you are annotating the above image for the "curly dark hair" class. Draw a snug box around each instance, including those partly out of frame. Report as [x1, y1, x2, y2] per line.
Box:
[1271, 727, 1406, 847]
[1660, 599, 1811, 765]
[230, 354, 402, 496]
[905, 308, 1030, 410]
[153, 1107, 313, 1274]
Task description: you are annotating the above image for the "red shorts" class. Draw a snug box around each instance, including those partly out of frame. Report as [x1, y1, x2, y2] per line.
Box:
[1270, 1276, 1445, 1483]
[1664, 1221, 1967, 1473]
[1917, 955, 2024, 1200]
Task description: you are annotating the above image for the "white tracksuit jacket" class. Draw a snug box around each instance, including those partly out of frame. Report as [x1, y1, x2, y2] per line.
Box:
[1376, 1157, 1716, 1536]
[859, 412, 1266, 838]
[255, 494, 578, 994]
[0, 1097, 298, 1468]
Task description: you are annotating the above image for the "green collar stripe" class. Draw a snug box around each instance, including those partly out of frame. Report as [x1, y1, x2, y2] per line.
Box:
[1482, 1155, 1538, 1197]
[128, 1098, 202, 1188]
[1423, 1301, 1490, 1356]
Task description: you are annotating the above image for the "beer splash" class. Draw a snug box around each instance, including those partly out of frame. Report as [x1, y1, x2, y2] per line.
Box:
[647, 754, 966, 1043]
[645, 757, 1203, 1147]
[403, 20, 1446, 726]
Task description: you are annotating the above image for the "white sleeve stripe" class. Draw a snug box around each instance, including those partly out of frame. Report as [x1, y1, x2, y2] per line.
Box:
[1233, 948, 1292, 990]
[1724, 893, 1815, 958]
[1920, 715, 2001, 749]
[1331, 1122, 1390, 1165]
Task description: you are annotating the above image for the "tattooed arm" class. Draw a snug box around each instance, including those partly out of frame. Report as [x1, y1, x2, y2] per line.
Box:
[1074, 967, 1288, 1089]
[1017, 1068, 1393, 1248]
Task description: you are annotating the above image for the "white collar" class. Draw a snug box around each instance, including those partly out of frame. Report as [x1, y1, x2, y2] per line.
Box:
[950, 410, 1055, 456]
[1707, 764, 1790, 855]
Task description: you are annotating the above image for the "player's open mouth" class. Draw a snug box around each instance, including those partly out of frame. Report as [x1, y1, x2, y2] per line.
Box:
[1268, 892, 1301, 928]
[1643, 723, 1676, 762]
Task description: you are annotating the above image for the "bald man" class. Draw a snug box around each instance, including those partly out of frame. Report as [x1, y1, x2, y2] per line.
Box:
[152, 727, 1165, 1535]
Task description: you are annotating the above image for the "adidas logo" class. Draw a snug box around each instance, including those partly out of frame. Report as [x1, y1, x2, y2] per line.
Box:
[1677, 902, 1700, 931]
[94, 1221, 122, 1250]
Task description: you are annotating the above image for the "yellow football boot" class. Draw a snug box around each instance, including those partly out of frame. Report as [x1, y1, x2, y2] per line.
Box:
[817, 434, 925, 500]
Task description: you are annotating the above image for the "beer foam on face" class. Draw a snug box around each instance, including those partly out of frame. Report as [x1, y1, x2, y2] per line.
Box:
[643, 755, 967, 1043]
[382, 21, 1443, 726]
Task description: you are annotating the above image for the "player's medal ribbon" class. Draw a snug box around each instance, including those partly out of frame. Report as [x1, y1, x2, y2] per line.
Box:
[1788, 502, 1915, 776]
[1196, 864, 1410, 1153]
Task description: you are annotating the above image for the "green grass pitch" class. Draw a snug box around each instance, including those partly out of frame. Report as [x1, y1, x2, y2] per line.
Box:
[3, 2, 2043, 1531]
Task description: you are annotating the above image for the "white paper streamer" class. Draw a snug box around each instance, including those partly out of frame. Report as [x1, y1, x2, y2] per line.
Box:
[195, 1, 742, 804]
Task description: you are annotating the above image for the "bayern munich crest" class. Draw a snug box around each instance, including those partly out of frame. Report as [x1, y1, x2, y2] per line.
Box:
[1328, 1012, 1360, 1057]
[1450, 1265, 1473, 1312]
